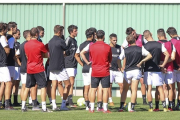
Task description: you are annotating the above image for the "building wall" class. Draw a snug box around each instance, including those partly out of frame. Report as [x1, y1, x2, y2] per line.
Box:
[0, 3, 180, 88]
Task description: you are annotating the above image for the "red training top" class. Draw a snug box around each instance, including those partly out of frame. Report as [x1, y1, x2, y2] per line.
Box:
[170, 37, 180, 66]
[158, 40, 173, 71]
[24, 40, 48, 74]
[89, 41, 112, 77]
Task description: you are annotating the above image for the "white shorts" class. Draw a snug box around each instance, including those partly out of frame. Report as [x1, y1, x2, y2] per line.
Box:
[110, 70, 123, 83]
[21, 73, 27, 84]
[124, 69, 142, 84]
[162, 71, 174, 84]
[82, 68, 92, 86]
[0, 67, 11, 82]
[173, 70, 180, 82]
[7, 66, 15, 78]
[14, 67, 21, 80]
[144, 72, 163, 86]
[49, 69, 69, 81]
[66, 68, 77, 77]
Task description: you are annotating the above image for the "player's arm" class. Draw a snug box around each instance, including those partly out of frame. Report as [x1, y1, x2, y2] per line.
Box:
[118, 49, 125, 72]
[108, 48, 112, 63]
[14, 49, 21, 66]
[159, 45, 170, 68]
[1, 36, 10, 55]
[137, 46, 152, 67]
[167, 45, 176, 63]
[41, 43, 49, 58]
[80, 44, 91, 65]
[74, 47, 83, 66]
[64, 38, 71, 56]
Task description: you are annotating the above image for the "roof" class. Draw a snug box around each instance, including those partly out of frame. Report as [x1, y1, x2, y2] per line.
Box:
[1, 0, 180, 3]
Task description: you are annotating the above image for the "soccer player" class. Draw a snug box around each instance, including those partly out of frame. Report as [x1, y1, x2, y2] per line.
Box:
[153, 29, 176, 111]
[0, 22, 13, 110]
[21, 27, 50, 112]
[75, 28, 95, 110]
[143, 30, 170, 112]
[122, 27, 148, 104]
[12, 29, 21, 106]
[17, 30, 31, 106]
[80, 30, 112, 113]
[48, 25, 71, 111]
[119, 34, 152, 112]
[37, 26, 44, 42]
[6, 22, 17, 107]
[65, 25, 78, 107]
[108, 33, 124, 106]
[166, 27, 180, 110]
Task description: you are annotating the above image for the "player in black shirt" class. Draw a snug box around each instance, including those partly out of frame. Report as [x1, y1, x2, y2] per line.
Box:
[143, 30, 170, 112]
[0, 22, 13, 110]
[48, 25, 70, 111]
[17, 30, 31, 111]
[65, 25, 78, 107]
[108, 33, 124, 106]
[119, 34, 152, 112]
[75, 28, 94, 110]
[12, 29, 21, 106]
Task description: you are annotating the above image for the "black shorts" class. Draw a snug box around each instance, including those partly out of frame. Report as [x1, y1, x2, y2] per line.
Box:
[26, 71, 47, 88]
[91, 75, 110, 88]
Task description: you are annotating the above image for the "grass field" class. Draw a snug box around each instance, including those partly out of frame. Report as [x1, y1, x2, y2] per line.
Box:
[0, 96, 179, 120]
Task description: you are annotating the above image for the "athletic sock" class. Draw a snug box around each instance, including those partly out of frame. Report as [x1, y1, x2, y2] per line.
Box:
[142, 95, 146, 102]
[131, 103, 135, 110]
[9, 99, 12, 106]
[168, 101, 172, 108]
[61, 100, 66, 107]
[32, 100, 37, 107]
[165, 98, 168, 105]
[178, 100, 180, 106]
[14, 95, 18, 104]
[21, 101, 26, 109]
[120, 102, 125, 109]
[5, 99, 9, 108]
[109, 97, 113, 103]
[97, 101, 103, 109]
[103, 103, 108, 111]
[49, 98, 52, 103]
[61, 97, 63, 100]
[162, 101, 166, 108]
[90, 103, 94, 111]
[155, 101, 159, 109]
[68, 95, 73, 105]
[148, 101, 153, 109]
[0, 101, 2, 106]
[85, 101, 90, 108]
[29, 97, 32, 104]
[172, 99, 175, 107]
[52, 99, 57, 108]
[42, 101, 46, 110]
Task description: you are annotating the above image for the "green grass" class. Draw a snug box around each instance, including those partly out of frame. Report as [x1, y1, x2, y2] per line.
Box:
[0, 96, 179, 120]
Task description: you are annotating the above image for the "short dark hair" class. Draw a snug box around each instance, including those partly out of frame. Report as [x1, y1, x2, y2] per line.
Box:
[68, 25, 78, 34]
[37, 26, 44, 32]
[54, 25, 64, 34]
[0, 22, 7, 32]
[85, 29, 94, 38]
[126, 34, 135, 45]
[7, 22, 16, 31]
[143, 30, 151, 38]
[157, 28, 166, 37]
[109, 33, 117, 39]
[96, 30, 105, 39]
[30, 27, 39, 37]
[89, 27, 97, 33]
[126, 27, 134, 35]
[166, 27, 177, 36]
[23, 30, 30, 39]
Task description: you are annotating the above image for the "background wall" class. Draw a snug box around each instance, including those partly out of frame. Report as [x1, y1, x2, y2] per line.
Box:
[0, 3, 180, 89]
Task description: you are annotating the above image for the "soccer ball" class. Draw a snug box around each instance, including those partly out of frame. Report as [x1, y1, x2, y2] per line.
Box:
[77, 97, 85, 106]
